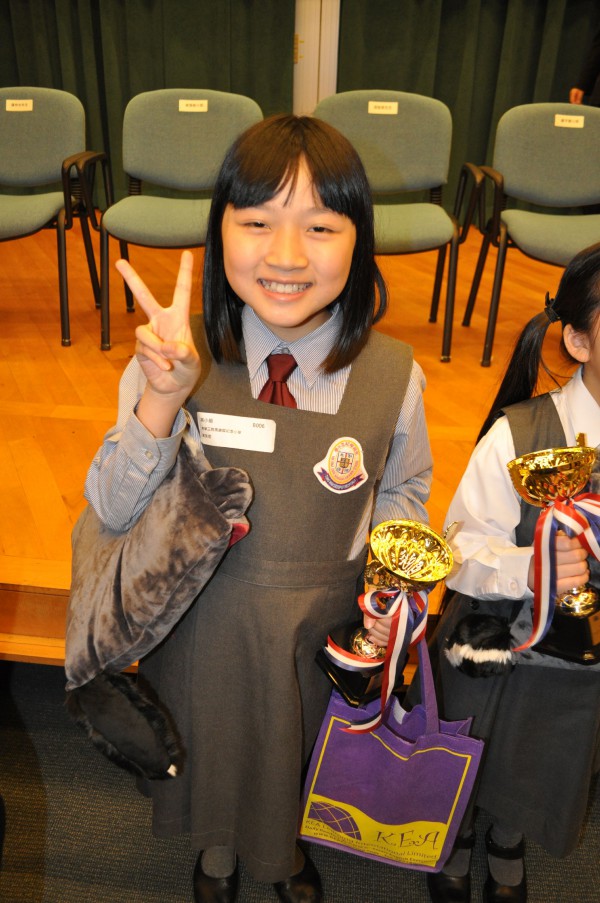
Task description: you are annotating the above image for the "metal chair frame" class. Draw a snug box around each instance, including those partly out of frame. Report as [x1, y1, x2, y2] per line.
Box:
[462, 103, 600, 366]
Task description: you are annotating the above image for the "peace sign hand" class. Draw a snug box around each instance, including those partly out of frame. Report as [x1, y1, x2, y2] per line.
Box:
[115, 250, 201, 399]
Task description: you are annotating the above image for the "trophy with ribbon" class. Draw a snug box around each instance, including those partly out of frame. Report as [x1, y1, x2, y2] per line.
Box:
[507, 439, 600, 664]
[317, 519, 453, 729]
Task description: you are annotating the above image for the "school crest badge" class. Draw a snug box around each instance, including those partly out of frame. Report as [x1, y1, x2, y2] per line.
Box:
[313, 437, 368, 493]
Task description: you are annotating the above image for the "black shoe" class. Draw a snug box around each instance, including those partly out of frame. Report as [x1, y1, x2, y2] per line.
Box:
[483, 826, 527, 903]
[193, 852, 239, 903]
[273, 851, 323, 903]
[426, 832, 475, 903]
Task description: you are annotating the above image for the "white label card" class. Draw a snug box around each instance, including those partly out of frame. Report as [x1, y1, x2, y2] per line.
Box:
[6, 99, 33, 111]
[554, 114, 584, 129]
[179, 99, 208, 112]
[368, 101, 398, 115]
[198, 412, 276, 453]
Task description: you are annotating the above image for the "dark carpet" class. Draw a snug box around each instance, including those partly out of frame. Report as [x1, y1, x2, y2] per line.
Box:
[0, 662, 598, 902]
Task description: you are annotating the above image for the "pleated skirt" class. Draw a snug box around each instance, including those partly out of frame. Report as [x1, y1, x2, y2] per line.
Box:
[137, 558, 361, 882]
[426, 595, 600, 857]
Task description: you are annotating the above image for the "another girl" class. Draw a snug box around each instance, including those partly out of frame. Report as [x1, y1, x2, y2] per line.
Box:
[426, 243, 600, 903]
[85, 114, 432, 903]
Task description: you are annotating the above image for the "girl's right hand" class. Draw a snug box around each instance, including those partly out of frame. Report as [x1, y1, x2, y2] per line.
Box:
[554, 532, 590, 594]
[115, 250, 201, 399]
[528, 532, 590, 594]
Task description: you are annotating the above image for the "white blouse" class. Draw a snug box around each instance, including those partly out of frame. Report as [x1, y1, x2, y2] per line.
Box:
[444, 367, 600, 601]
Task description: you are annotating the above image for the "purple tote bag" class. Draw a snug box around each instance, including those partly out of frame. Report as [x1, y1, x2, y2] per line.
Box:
[300, 639, 484, 872]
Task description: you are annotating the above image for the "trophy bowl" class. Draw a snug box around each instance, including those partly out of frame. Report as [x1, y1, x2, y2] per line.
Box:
[506, 444, 600, 664]
[350, 520, 454, 658]
[368, 519, 454, 591]
[319, 520, 453, 705]
[507, 445, 596, 508]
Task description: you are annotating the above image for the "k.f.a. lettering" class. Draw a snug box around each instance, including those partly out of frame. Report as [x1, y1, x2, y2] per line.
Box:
[376, 829, 441, 849]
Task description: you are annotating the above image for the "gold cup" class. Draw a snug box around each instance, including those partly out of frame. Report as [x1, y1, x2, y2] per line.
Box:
[507, 444, 595, 506]
[318, 520, 453, 705]
[507, 443, 600, 663]
[350, 520, 454, 657]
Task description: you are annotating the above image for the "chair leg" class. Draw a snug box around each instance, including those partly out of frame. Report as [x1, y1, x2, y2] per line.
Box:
[118, 240, 135, 312]
[79, 210, 100, 308]
[462, 230, 491, 326]
[429, 245, 447, 323]
[100, 225, 111, 351]
[56, 211, 71, 347]
[440, 228, 459, 363]
[481, 224, 508, 367]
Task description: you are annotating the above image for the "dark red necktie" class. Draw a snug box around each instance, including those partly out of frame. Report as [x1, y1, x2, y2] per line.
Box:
[258, 353, 297, 408]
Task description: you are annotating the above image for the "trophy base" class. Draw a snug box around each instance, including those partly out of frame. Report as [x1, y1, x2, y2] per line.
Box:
[557, 584, 598, 616]
[316, 647, 384, 707]
[536, 606, 600, 665]
[316, 620, 406, 707]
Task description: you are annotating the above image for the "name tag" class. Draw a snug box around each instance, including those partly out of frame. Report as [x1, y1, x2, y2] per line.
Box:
[179, 99, 208, 112]
[554, 114, 584, 128]
[6, 99, 33, 111]
[368, 100, 398, 115]
[198, 412, 276, 453]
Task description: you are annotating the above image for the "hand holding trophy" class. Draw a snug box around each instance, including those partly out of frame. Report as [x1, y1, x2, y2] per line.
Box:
[318, 519, 453, 726]
[507, 438, 600, 664]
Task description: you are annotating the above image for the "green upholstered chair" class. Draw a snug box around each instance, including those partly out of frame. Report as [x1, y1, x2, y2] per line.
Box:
[0, 86, 103, 346]
[463, 102, 600, 366]
[314, 89, 475, 363]
[99, 89, 263, 349]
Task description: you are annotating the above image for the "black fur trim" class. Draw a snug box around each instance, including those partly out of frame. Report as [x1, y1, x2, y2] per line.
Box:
[66, 672, 182, 780]
[444, 614, 515, 677]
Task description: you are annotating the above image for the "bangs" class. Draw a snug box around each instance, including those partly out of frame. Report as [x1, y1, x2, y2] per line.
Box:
[224, 115, 365, 221]
[227, 150, 303, 209]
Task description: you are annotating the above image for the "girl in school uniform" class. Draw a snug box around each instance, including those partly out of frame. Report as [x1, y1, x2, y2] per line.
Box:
[85, 114, 433, 903]
[426, 242, 600, 903]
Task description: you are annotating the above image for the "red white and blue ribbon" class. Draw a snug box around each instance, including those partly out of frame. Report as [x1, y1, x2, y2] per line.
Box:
[512, 492, 600, 653]
[324, 587, 429, 733]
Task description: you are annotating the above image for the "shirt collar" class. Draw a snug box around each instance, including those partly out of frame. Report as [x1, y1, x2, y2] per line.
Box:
[242, 304, 342, 387]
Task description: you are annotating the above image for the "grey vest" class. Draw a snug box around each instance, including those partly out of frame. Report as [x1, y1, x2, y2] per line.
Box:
[187, 320, 414, 583]
[503, 393, 599, 589]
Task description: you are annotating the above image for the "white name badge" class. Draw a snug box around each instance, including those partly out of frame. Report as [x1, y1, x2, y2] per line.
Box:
[554, 113, 584, 129]
[368, 100, 398, 115]
[179, 99, 208, 112]
[6, 99, 33, 111]
[198, 412, 276, 453]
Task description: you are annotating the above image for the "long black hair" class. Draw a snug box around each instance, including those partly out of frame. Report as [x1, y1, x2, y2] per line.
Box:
[202, 113, 387, 371]
[478, 241, 600, 442]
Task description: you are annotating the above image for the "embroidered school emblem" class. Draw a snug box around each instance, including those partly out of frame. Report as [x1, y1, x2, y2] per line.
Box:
[313, 437, 368, 493]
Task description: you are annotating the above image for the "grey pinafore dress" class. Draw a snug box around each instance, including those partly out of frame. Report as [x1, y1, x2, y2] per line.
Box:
[429, 394, 600, 857]
[138, 326, 413, 882]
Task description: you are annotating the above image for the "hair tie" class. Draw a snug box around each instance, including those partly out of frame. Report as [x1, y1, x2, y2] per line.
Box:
[544, 292, 561, 324]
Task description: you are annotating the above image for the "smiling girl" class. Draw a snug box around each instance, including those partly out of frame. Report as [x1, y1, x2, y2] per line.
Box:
[85, 114, 432, 903]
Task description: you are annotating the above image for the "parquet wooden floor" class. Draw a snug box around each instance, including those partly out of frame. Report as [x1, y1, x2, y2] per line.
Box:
[0, 221, 572, 662]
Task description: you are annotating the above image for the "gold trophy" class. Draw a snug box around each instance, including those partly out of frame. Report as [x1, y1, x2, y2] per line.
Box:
[507, 441, 600, 664]
[317, 520, 453, 705]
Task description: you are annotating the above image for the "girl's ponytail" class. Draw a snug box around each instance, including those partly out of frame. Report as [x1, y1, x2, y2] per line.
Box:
[477, 307, 555, 442]
[477, 240, 600, 444]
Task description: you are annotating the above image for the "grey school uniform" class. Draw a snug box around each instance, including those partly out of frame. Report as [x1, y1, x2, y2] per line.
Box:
[137, 327, 413, 882]
[428, 394, 600, 857]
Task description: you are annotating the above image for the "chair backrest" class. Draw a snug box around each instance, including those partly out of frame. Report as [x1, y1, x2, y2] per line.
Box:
[493, 103, 600, 207]
[314, 89, 452, 194]
[0, 87, 85, 187]
[122, 89, 263, 191]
